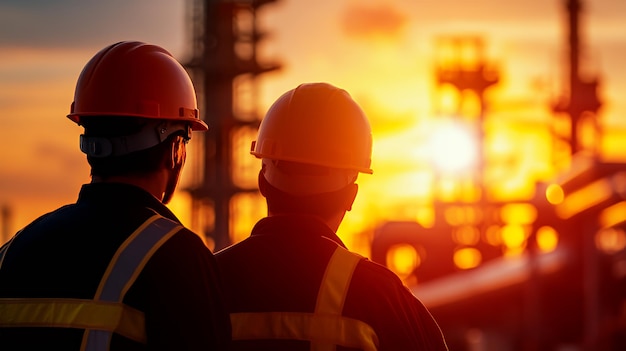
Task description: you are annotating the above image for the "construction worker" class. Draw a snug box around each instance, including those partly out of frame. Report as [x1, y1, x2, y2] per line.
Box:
[215, 82, 449, 350]
[0, 41, 231, 350]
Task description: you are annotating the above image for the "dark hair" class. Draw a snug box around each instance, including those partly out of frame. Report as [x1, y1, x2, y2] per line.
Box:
[258, 171, 355, 220]
[80, 116, 172, 179]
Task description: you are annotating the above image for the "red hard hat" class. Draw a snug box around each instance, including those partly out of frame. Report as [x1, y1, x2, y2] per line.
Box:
[67, 41, 207, 131]
[251, 82, 373, 174]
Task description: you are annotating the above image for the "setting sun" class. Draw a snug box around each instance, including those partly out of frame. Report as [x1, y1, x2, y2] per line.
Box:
[2, 1, 626, 350]
[427, 119, 479, 174]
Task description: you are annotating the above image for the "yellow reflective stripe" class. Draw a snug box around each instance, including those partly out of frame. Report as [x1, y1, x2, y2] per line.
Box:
[0, 215, 181, 351]
[231, 312, 378, 351]
[92, 215, 158, 300]
[98, 216, 182, 301]
[231, 246, 379, 350]
[82, 214, 181, 351]
[313, 246, 363, 351]
[0, 298, 146, 343]
[95, 215, 159, 300]
[315, 246, 360, 315]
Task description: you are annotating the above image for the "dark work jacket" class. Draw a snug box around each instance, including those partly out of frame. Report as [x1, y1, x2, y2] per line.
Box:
[215, 214, 448, 351]
[0, 183, 231, 351]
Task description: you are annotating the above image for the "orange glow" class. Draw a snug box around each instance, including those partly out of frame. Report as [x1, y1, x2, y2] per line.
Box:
[437, 178, 463, 202]
[445, 206, 482, 226]
[386, 244, 420, 278]
[595, 227, 626, 255]
[579, 113, 600, 151]
[459, 91, 483, 119]
[546, 184, 565, 205]
[501, 224, 527, 255]
[168, 191, 218, 249]
[599, 201, 626, 229]
[166, 191, 193, 227]
[416, 207, 435, 229]
[484, 225, 503, 246]
[437, 85, 461, 116]
[536, 226, 559, 253]
[500, 203, 537, 225]
[1, 2, 626, 275]
[484, 122, 556, 201]
[230, 193, 266, 245]
[601, 132, 626, 160]
[452, 225, 480, 246]
[231, 126, 262, 190]
[453, 247, 482, 269]
[556, 178, 613, 219]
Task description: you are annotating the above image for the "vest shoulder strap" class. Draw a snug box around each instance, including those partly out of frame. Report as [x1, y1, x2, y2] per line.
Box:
[231, 245, 380, 351]
[0, 214, 183, 351]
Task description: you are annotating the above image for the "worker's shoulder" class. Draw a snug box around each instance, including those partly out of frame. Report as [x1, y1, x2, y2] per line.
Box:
[145, 223, 216, 271]
[350, 250, 407, 288]
[122, 210, 208, 256]
[153, 221, 206, 248]
[341, 250, 425, 311]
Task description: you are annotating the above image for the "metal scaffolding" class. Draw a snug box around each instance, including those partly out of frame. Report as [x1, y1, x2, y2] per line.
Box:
[184, 0, 281, 250]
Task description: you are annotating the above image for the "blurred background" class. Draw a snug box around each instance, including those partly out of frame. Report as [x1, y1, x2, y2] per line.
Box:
[1, 0, 625, 350]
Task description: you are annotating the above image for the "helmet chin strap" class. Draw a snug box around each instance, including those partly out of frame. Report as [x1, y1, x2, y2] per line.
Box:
[80, 121, 190, 158]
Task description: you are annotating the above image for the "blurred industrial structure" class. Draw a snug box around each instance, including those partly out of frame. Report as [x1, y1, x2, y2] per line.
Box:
[370, 1, 624, 350]
[184, 0, 280, 250]
[184, 0, 625, 350]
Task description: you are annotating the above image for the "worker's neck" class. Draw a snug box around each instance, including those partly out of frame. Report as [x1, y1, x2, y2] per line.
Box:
[91, 171, 167, 203]
[268, 210, 346, 232]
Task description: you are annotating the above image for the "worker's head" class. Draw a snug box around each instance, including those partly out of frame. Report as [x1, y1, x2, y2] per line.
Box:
[251, 82, 373, 227]
[67, 41, 207, 203]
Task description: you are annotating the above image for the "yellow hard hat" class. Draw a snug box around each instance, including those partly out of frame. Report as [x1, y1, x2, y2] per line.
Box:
[251, 82, 373, 174]
[67, 41, 207, 131]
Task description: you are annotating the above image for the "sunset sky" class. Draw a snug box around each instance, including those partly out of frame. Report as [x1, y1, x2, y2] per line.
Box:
[1, 0, 625, 248]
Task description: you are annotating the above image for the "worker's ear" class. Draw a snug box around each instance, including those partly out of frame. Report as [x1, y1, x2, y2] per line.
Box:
[162, 136, 186, 204]
[344, 183, 358, 211]
[258, 168, 269, 197]
[169, 136, 186, 169]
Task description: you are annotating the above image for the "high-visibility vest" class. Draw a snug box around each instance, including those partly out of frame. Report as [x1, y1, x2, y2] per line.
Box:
[0, 214, 182, 351]
[230, 246, 380, 351]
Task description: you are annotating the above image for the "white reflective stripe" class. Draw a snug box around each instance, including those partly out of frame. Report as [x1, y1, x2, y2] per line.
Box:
[81, 215, 182, 351]
[85, 329, 110, 351]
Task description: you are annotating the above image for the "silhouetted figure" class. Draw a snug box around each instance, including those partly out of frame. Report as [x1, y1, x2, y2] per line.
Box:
[216, 82, 449, 350]
[0, 41, 231, 351]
